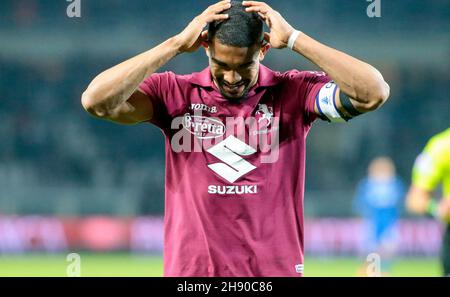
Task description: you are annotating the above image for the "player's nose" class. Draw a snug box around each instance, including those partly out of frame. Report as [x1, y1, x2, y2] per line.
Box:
[223, 71, 242, 85]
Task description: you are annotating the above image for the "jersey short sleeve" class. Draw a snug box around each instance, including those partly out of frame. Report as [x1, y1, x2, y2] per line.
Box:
[138, 71, 179, 130]
[285, 70, 333, 125]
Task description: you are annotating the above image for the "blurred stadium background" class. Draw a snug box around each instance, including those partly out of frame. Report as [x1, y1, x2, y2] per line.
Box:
[0, 0, 449, 276]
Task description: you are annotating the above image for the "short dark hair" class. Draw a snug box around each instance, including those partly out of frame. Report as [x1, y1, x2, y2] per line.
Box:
[207, 1, 264, 48]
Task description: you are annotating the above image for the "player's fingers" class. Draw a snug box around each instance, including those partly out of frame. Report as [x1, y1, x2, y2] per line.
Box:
[202, 1, 230, 23]
[205, 13, 229, 23]
[207, 4, 231, 17]
[243, 1, 271, 10]
[210, 0, 231, 8]
[217, 0, 231, 5]
[242, 1, 266, 6]
[257, 13, 266, 22]
[209, 0, 232, 13]
[215, 14, 230, 20]
[245, 6, 269, 14]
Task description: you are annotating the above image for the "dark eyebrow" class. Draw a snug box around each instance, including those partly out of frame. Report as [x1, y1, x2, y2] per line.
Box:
[211, 57, 254, 68]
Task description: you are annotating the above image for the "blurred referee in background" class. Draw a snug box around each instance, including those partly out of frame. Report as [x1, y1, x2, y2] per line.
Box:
[407, 128, 450, 276]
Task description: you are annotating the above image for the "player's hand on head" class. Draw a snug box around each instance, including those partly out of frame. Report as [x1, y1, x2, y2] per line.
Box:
[243, 1, 294, 49]
[175, 0, 231, 53]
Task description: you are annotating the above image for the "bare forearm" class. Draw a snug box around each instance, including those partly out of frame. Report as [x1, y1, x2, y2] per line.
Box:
[81, 37, 180, 115]
[293, 32, 389, 109]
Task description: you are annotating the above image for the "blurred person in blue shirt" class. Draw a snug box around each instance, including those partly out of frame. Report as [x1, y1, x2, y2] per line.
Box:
[353, 156, 405, 275]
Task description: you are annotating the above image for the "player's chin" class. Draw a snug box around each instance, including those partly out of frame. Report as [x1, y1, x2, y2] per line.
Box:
[223, 92, 243, 100]
[220, 87, 249, 101]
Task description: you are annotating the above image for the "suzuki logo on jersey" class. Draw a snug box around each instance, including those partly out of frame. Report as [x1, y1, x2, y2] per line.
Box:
[183, 113, 226, 139]
[206, 135, 257, 183]
[208, 185, 258, 195]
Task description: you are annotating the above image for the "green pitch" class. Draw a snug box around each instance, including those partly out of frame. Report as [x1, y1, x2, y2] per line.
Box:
[0, 253, 441, 277]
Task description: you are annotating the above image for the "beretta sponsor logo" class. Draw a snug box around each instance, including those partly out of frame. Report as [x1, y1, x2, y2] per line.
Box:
[183, 113, 225, 139]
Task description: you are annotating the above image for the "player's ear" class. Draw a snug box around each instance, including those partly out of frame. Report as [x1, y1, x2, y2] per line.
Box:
[201, 31, 209, 49]
[201, 31, 211, 57]
[259, 33, 271, 61]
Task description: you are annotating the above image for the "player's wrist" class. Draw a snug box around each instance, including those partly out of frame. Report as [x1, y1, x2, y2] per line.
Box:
[170, 35, 186, 55]
[287, 29, 301, 50]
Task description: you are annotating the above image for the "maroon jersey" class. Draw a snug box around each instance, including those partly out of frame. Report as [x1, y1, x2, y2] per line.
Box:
[139, 64, 331, 276]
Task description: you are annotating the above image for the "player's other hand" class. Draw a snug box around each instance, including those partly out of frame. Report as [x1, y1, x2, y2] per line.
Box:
[174, 0, 231, 54]
[242, 1, 294, 49]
